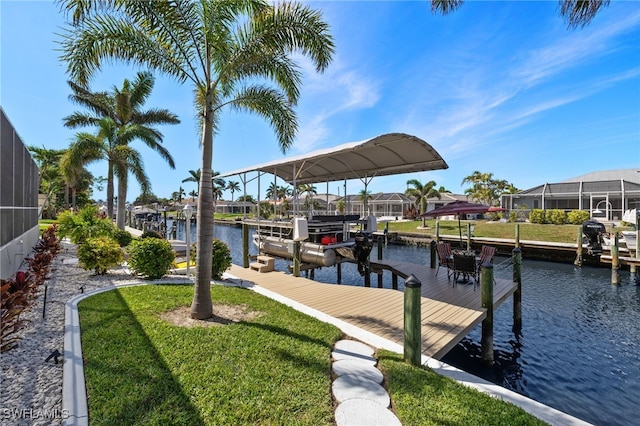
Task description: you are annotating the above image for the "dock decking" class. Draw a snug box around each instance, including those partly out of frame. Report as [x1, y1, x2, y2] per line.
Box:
[228, 261, 517, 360]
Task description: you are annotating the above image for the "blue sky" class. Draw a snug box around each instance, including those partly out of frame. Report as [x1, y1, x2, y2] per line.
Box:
[2, 1, 639, 202]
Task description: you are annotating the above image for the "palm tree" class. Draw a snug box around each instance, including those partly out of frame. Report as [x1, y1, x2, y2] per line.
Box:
[297, 183, 317, 213]
[358, 189, 372, 215]
[60, 0, 334, 320]
[182, 169, 201, 185]
[226, 181, 240, 202]
[189, 190, 198, 201]
[63, 72, 179, 227]
[430, 0, 609, 29]
[405, 179, 440, 215]
[66, 118, 152, 218]
[28, 145, 66, 216]
[405, 179, 440, 227]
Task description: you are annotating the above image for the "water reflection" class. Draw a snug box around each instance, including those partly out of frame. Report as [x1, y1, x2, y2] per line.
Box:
[174, 223, 639, 426]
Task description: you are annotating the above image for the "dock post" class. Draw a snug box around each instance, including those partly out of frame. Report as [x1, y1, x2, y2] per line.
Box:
[337, 263, 342, 284]
[242, 224, 249, 268]
[515, 223, 520, 248]
[429, 240, 438, 269]
[404, 274, 422, 366]
[466, 222, 472, 251]
[481, 263, 494, 366]
[512, 248, 522, 331]
[435, 220, 440, 242]
[377, 236, 384, 288]
[574, 225, 583, 266]
[611, 232, 620, 286]
[392, 274, 398, 290]
[293, 241, 301, 277]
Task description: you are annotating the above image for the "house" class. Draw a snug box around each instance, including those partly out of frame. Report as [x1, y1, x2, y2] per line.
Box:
[501, 169, 640, 221]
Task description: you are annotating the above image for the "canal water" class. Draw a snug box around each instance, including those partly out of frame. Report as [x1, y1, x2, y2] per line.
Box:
[177, 222, 639, 426]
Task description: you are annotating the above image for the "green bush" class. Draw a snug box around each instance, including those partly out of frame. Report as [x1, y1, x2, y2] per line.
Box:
[568, 210, 590, 225]
[78, 237, 123, 275]
[529, 209, 546, 224]
[127, 238, 175, 279]
[57, 206, 115, 244]
[141, 230, 163, 239]
[509, 211, 517, 222]
[113, 228, 133, 247]
[546, 209, 567, 225]
[211, 239, 233, 280]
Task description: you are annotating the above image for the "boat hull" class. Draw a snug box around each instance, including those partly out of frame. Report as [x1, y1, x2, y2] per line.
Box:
[255, 235, 343, 267]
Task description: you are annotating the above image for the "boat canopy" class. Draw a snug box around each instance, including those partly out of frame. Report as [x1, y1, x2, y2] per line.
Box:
[218, 133, 448, 185]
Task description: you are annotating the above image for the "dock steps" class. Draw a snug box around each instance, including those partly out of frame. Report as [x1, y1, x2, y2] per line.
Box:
[250, 255, 275, 273]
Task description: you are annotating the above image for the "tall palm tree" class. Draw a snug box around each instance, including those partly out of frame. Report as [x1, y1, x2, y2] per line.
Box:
[226, 181, 240, 202]
[297, 183, 317, 213]
[60, 0, 334, 320]
[189, 190, 198, 201]
[63, 72, 179, 227]
[430, 0, 609, 29]
[66, 118, 152, 216]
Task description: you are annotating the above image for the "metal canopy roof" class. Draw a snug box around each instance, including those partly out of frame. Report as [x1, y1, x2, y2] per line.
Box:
[219, 133, 448, 185]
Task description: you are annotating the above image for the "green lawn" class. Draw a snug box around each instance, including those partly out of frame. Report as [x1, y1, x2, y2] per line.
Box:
[383, 219, 632, 244]
[79, 285, 546, 425]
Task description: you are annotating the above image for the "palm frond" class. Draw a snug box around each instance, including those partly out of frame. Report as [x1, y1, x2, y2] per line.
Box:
[559, 0, 610, 29]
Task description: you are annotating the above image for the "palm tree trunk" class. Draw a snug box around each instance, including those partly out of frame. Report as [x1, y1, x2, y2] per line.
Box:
[191, 103, 214, 320]
[106, 159, 115, 219]
[116, 170, 127, 230]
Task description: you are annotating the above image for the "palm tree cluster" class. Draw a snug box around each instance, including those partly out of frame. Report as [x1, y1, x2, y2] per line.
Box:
[59, 0, 334, 320]
[63, 72, 179, 229]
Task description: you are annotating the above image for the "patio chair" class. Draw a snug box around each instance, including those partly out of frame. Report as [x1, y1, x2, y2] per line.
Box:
[477, 245, 496, 269]
[452, 252, 479, 289]
[435, 242, 453, 279]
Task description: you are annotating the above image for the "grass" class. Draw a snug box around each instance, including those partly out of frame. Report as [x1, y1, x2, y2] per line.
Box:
[383, 219, 632, 244]
[378, 351, 546, 425]
[79, 285, 547, 425]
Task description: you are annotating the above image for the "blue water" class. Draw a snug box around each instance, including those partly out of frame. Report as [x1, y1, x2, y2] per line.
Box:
[175, 222, 640, 426]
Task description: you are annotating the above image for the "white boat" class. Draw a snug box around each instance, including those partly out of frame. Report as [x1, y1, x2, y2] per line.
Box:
[250, 215, 374, 267]
[602, 231, 637, 252]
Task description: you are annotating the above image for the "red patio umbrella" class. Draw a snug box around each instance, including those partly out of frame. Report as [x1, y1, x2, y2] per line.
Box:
[421, 200, 491, 246]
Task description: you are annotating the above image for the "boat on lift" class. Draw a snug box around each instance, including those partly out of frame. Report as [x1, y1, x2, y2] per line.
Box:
[217, 133, 449, 271]
[250, 215, 376, 268]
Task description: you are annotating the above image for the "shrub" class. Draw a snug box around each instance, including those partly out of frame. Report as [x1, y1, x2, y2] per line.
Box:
[113, 228, 133, 247]
[127, 238, 175, 279]
[141, 230, 163, 239]
[509, 211, 517, 222]
[529, 209, 546, 224]
[568, 210, 590, 225]
[78, 237, 123, 275]
[57, 206, 115, 244]
[546, 209, 567, 225]
[211, 239, 233, 280]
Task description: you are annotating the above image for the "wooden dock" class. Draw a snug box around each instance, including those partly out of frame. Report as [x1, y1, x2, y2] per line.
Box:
[228, 261, 517, 360]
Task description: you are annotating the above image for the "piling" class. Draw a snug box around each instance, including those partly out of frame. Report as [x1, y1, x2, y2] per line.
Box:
[242, 224, 249, 268]
[377, 236, 384, 288]
[611, 232, 620, 285]
[512, 248, 522, 331]
[515, 223, 520, 248]
[574, 225, 583, 267]
[435, 220, 440, 242]
[466, 222, 472, 251]
[293, 241, 301, 277]
[481, 263, 494, 365]
[403, 274, 422, 366]
[430, 240, 436, 269]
